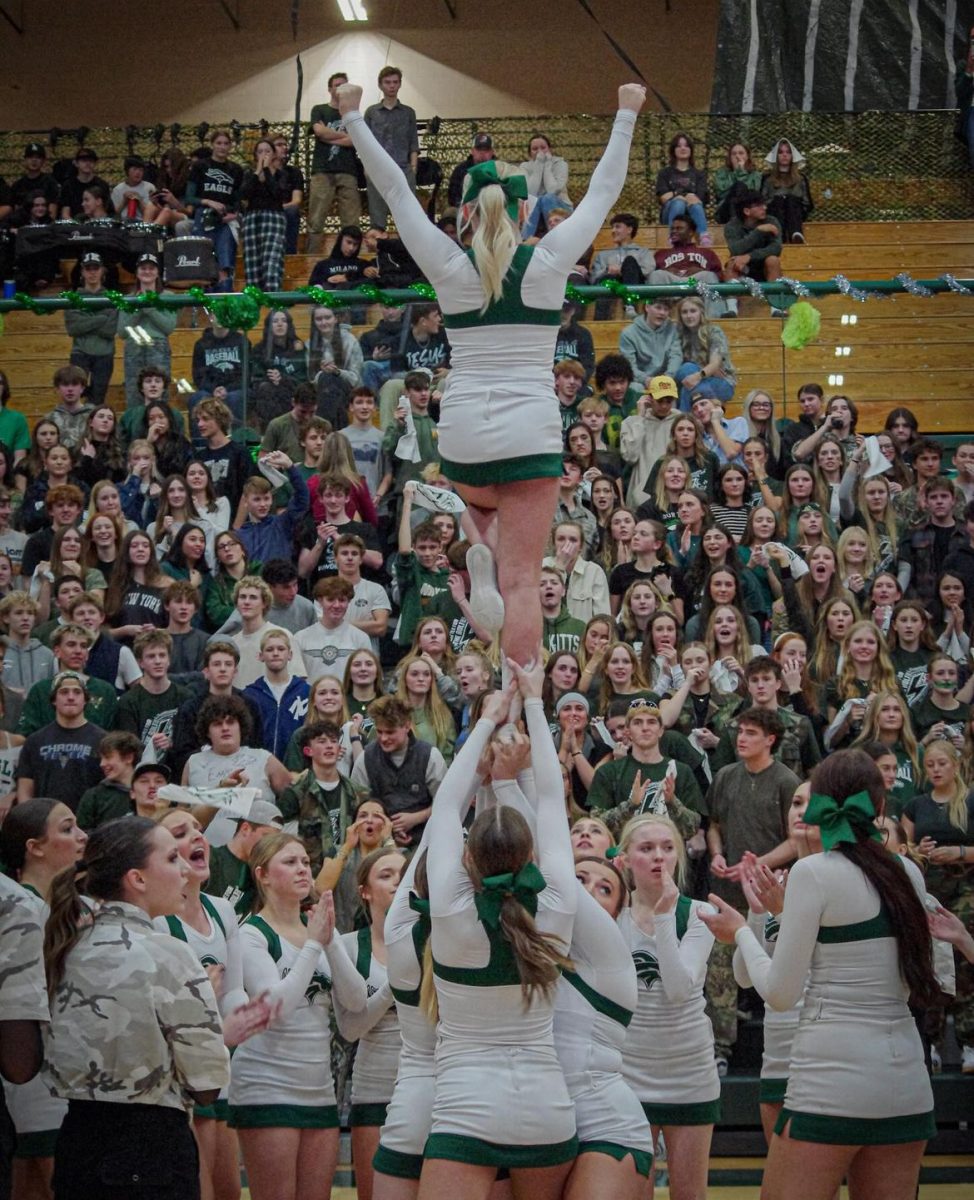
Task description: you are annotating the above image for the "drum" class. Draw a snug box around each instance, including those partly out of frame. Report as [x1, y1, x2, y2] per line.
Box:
[164, 236, 218, 285]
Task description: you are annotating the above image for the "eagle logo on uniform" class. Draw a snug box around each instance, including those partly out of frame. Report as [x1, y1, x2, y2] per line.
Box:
[632, 950, 661, 990]
[305, 970, 332, 1005]
[765, 916, 781, 943]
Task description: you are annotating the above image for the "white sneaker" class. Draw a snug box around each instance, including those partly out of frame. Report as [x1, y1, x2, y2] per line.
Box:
[962, 1045, 974, 1074]
[715, 1055, 729, 1078]
[929, 1045, 942, 1074]
[465, 543, 505, 638]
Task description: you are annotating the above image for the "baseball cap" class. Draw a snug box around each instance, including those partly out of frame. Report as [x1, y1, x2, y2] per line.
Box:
[24, 142, 46, 158]
[50, 670, 89, 698]
[647, 376, 678, 402]
[232, 799, 284, 829]
[137, 253, 160, 268]
[133, 761, 172, 784]
[472, 133, 493, 150]
[81, 252, 104, 267]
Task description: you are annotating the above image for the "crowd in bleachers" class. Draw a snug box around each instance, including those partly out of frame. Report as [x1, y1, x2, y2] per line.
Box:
[0, 67, 972, 1200]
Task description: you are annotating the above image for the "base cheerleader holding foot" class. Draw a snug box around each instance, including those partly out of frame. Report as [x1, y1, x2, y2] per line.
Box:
[415, 660, 579, 1200]
[702, 749, 941, 1200]
[228, 834, 369, 1200]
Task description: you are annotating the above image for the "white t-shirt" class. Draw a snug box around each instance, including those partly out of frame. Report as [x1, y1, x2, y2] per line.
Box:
[294, 620, 371, 684]
[230, 622, 307, 688]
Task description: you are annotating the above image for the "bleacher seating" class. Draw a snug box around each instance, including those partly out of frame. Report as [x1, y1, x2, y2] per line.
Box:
[1, 219, 972, 435]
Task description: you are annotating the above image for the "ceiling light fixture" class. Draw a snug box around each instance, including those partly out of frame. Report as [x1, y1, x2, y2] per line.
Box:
[336, 0, 368, 20]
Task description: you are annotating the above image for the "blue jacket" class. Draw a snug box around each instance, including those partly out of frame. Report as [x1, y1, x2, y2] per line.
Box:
[243, 674, 310, 760]
[237, 467, 309, 566]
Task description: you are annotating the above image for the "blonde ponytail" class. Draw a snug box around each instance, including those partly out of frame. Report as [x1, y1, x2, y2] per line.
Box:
[419, 938, 439, 1024]
[468, 185, 518, 311]
[498, 894, 572, 1007]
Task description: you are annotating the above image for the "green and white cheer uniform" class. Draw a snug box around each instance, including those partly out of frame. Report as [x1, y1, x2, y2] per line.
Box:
[733, 852, 935, 1145]
[344, 106, 637, 486]
[618, 898, 722, 1126]
[335, 925, 402, 1128]
[228, 916, 366, 1128]
[423, 700, 578, 1167]
[553, 883, 653, 1175]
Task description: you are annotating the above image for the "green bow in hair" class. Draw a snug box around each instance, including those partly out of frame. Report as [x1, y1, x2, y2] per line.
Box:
[804, 789, 881, 851]
[461, 162, 528, 221]
[474, 862, 547, 929]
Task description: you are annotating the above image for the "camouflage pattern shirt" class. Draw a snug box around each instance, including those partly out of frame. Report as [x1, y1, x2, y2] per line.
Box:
[44, 901, 229, 1111]
[0, 874, 48, 1022]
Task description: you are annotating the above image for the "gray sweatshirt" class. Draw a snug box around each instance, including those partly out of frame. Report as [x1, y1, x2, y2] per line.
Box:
[2, 638, 55, 695]
[618, 316, 683, 386]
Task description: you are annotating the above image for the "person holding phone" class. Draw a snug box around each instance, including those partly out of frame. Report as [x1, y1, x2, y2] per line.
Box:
[241, 137, 288, 291]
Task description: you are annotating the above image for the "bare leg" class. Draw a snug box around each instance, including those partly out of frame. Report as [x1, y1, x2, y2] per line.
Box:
[211, 1124, 242, 1200]
[237, 1128, 299, 1200]
[508, 1161, 574, 1200]
[564, 1150, 643, 1200]
[373, 1174, 420, 1200]
[454, 477, 559, 665]
[11, 1156, 53, 1200]
[418, 1159, 496, 1200]
[657, 1124, 712, 1200]
[759, 1102, 782, 1150]
[760, 1121, 856, 1200]
[352, 1125, 382, 1200]
[296, 1127, 340, 1200]
[845, 1140, 926, 1200]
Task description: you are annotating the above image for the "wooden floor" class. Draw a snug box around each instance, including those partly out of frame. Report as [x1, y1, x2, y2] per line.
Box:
[2, 218, 974, 432]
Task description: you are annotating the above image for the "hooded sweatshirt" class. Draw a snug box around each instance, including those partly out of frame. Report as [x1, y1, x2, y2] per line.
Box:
[237, 467, 309, 566]
[618, 316, 683, 386]
[191, 329, 248, 393]
[1, 638, 55, 695]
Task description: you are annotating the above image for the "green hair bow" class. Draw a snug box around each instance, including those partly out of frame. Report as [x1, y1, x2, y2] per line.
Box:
[474, 862, 547, 929]
[461, 161, 528, 221]
[804, 789, 881, 851]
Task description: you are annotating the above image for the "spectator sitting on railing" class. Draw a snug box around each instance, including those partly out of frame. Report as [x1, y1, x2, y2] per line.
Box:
[649, 214, 732, 320]
[110, 156, 154, 224]
[185, 129, 244, 293]
[722, 191, 782, 301]
[655, 131, 712, 246]
[59, 148, 110, 220]
[761, 139, 813, 244]
[519, 132, 572, 239]
[713, 142, 763, 225]
[589, 211, 653, 320]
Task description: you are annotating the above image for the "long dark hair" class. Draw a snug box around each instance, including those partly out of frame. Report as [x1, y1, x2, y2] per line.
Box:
[106, 530, 166, 618]
[808, 751, 939, 1007]
[0, 798, 62, 878]
[44, 818, 158, 996]
[164, 523, 210, 577]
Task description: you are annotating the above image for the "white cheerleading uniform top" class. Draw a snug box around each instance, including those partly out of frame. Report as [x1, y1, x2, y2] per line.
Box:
[335, 927, 402, 1107]
[229, 921, 366, 1110]
[154, 894, 247, 1106]
[385, 832, 437, 1064]
[554, 883, 638, 1088]
[733, 851, 934, 1122]
[344, 107, 638, 471]
[618, 901, 720, 1107]
[423, 698, 578, 1148]
[733, 909, 803, 1083]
